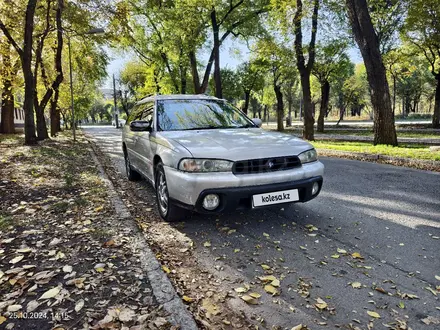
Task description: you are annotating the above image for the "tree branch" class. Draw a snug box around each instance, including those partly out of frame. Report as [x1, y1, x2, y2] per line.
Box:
[0, 19, 23, 57]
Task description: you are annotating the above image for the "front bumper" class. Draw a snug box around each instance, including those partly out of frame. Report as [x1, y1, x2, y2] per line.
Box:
[164, 160, 324, 213]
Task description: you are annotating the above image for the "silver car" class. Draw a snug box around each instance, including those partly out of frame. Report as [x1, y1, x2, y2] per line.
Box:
[122, 95, 324, 221]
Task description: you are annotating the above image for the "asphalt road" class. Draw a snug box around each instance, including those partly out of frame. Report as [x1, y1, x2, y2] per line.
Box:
[83, 125, 440, 329]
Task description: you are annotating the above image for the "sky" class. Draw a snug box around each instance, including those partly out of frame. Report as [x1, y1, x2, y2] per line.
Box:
[102, 39, 363, 90]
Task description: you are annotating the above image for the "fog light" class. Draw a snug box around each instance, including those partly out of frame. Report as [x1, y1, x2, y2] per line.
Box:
[203, 194, 220, 210]
[312, 182, 319, 195]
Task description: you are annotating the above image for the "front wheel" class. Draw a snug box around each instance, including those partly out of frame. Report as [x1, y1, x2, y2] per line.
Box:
[155, 162, 187, 222]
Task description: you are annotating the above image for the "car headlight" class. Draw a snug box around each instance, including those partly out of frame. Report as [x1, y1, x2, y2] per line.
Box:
[178, 158, 233, 172]
[298, 149, 318, 164]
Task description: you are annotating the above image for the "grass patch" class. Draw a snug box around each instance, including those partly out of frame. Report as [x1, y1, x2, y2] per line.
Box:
[321, 130, 440, 139]
[313, 141, 440, 161]
[0, 214, 14, 230]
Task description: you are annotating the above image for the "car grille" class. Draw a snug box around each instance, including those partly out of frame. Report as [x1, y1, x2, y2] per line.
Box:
[232, 156, 301, 175]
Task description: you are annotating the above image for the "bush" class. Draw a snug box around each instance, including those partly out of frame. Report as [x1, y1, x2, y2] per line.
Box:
[395, 113, 432, 120]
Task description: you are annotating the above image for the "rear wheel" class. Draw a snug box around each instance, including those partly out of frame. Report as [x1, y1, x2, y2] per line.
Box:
[124, 151, 141, 181]
[155, 162, 187, 222]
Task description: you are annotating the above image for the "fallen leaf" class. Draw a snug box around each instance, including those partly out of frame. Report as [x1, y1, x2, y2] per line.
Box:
[234, 249, 240, 253]
[351, 282, 362, 289]
[26, 300, 39, 312]
[271, 279, 280, 287]
[263, 233, 270, 237]
[435, 275, 440, 281]
[62, 265, 73, 273]
[94, 206, 103, 212]
[234, 287, 248, 293]
[337, 248, 347, 254]
[249, 292, 261, 299]
[398, 301, 405, 309]
[227, 229, 236, 235]
[16, 248, 32, 253]
[75, 299, 84, 312]
[367, 311, 380, 318]
[7, 304, 22, 312]
[315, 298, 328, 310]
[182, 296, 193, 302]
[291, 325, 306, 330]
[162, 265, 171, 274]
[375, 287, 387, 294]
[118, 308, 135, 322]
[9, 255, 24, 264]
[331, 254, 340, 259]
[425, 286, 437, 296]
[0, 316, 6, 325]
[258, 275, 277, 282]
[352, 252, 363, 259]
[261, 264, 271, 270]
[241, 295, 259, 305]
[39, 287, 60, 300]
[203, 241, 211, 247]
[264, 284, 279, 295]
[421, 316, 440, 325]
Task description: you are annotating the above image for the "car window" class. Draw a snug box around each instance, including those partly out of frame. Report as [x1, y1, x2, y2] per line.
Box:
[156, 99, 255, 131]
[129, 101, 154, 124]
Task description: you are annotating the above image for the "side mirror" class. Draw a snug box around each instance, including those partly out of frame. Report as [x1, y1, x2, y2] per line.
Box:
[130, 120, 152, 132]
[252, 118, 262, 128]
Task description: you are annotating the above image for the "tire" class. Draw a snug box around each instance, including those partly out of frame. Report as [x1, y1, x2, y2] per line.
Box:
[155, 162, 188, 222]
[124, 151, 141, 181]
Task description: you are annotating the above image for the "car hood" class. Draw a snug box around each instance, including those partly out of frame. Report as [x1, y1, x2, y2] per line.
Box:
[159, 128, 313, 161]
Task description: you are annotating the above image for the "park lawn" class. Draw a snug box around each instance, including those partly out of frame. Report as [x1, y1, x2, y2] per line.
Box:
[312, 141, 440, 161]
[321, 130, 440, 139]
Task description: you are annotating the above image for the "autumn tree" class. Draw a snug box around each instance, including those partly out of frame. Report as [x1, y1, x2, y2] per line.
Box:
[345, 0, 397, 145]
[312, 41, 351, 132]
[0, 0, 38, 144]
[403, 0, 440, 128]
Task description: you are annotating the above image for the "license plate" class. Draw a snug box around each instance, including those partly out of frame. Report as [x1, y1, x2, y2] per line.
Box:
[252, 189, 299, 207]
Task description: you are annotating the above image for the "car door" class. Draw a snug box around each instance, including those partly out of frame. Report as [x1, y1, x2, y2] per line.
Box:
[133, 101, 155, 180]
[125, 104, 145, 170]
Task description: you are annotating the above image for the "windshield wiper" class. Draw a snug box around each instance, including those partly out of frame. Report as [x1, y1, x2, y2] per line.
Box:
[185, 125, 218, 130]
[237, 124, 255, 128]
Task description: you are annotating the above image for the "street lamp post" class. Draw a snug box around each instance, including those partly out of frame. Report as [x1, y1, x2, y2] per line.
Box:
[66, 28, 105, 142]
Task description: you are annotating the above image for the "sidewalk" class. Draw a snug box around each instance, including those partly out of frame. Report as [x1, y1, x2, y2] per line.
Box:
[0, 134, 188, 329]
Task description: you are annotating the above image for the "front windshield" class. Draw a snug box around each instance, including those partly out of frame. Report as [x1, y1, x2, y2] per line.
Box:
[156, 99, 256, 131]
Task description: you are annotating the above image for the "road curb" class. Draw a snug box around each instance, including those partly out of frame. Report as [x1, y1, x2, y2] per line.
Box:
[88, 143, 198, 330]
[317, 148, 440, 172]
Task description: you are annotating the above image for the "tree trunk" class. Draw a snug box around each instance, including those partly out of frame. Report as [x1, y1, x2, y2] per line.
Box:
[392, 74, 396, 115]
[263, 105, 268, 124]
[0, 80, 15, 134]
[50, 88, 61, 136]
[433, 75, 440, 128]
[274, 84, 284, 131]
[22, 0, 38, 145]
[346, 0, 397, 145]
[211, 10, 222, 98]
[317, 80, 330, 133]
[189, 51, 201, 93]
[294, 0, 319, 141]
[243, 90, 250, 114]
[0, 41, 15, 134]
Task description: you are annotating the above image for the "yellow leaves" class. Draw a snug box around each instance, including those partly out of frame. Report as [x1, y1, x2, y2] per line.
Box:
[435, 275, 440, 281]
[337, 248, 347, 254]
[263, 232, 270, 237]
[425, 286, 437, 296]
[94, 263, 106, 273]
[351, 282, 362, 289]
[299, 246, 307, 250]
[352, 252, 363, 259]
[271, 279, 280, 287]
[249, 292, 261, 298]
[367, 311, 381, 318]
[234, 249, 240, 253]
[162, 265, 171, 274]
[306, 224, 318, 232]
[39, 286, 60, 300]
[227, 229, 236, 235]
[16, 247, 32, 253]
[203, 241, 211, 247]
[259, 275, 277, 282]
[264, 284, 279, 295]
[241, 295, 259, 305]
[398, 301, 405, 309]
[331, 254, 340, 259]
[291, 325, 307, 330]
[0, 316, 6, 325]
[94, 205, 104, 212]
[234, 287, 249, 293]
[182, 296, 193, 303]
[315, 297, 328, 310]
[261, 264, 271, 270]
[9, 255, 24, 264]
